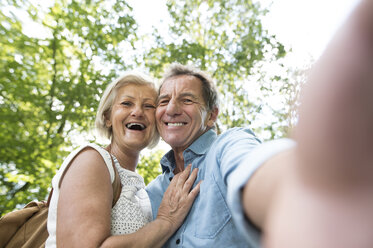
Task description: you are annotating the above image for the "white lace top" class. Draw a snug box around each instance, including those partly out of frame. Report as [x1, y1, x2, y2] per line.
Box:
[46, 144, 153, 247]
[111, 155, 153, 234]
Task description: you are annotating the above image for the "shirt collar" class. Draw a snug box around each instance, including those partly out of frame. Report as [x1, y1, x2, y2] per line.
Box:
[160, 129, 217, 173]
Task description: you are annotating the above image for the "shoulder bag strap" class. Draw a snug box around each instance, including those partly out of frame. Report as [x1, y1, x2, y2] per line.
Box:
[109, 154, 121, 206]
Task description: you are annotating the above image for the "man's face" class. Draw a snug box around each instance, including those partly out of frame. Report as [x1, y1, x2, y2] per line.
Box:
[156, 75, 216, 152]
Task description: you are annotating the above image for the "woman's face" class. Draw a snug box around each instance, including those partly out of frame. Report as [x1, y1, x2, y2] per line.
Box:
[107, 83, 157, 151]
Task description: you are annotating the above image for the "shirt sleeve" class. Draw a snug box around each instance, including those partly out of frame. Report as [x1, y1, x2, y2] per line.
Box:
[226, 138, 296, 243]
[216, 127, 262, 183]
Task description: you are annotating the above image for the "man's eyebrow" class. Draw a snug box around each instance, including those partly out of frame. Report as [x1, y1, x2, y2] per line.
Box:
[157, 94, 169, 101]
[157, 92, 199, 102]
[179, 92, 198, 100]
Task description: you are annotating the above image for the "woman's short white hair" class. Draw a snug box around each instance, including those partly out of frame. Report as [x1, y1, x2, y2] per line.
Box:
[95, 71, 159, 148]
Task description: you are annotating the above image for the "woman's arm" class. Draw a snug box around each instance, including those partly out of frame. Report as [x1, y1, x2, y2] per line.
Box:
[101, 164, 200, 248]
[57, 149, 200, 248]
[57, 148, 113, 247]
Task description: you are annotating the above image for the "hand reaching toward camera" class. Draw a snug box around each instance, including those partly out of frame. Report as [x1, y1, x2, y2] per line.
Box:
[263, 0, 373, 247]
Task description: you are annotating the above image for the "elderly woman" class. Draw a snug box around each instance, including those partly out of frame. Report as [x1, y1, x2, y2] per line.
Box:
[46, 72, 200, 247]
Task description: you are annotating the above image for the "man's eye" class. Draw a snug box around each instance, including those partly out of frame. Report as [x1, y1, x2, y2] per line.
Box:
[158, 100, 169, 106]
[183, 99, 194, 104]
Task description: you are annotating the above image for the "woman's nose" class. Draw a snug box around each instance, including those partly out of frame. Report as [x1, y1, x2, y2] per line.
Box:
[131, 105, 144, 117]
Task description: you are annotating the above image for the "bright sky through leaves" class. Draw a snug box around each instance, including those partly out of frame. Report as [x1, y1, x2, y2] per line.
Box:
[128, 0, 360, 65]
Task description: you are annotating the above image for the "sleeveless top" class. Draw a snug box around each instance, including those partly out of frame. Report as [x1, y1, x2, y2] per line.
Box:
[45, 144, 153, 247]
[111, 155, 152, 234]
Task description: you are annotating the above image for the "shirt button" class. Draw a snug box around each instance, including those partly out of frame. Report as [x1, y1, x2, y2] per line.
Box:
[176, 239, 180, 244]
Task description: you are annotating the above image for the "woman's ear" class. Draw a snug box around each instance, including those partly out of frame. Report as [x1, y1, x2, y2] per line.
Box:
[104, 112, 112, 128]
[207, 107, 219, 128]
[105, 119, 112, 128]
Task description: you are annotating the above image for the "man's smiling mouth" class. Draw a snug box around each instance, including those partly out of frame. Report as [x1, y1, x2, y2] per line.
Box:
[167, 122, 186, 126]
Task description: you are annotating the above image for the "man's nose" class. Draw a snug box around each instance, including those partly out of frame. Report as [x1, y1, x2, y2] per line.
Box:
[165, 99, 181, 116]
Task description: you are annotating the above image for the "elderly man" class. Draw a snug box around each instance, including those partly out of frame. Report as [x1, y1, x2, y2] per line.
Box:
[146, 62, 263, 247]
[146, 0, 373, 247]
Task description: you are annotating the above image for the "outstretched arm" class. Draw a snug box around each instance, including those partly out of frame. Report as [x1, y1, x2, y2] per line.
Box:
[242, 0, 373, 246]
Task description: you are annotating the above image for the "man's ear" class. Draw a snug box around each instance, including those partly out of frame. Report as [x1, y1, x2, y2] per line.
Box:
[207, 107, 219, 128]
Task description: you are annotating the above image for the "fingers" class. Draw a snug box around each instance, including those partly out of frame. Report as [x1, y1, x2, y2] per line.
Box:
[187, 180, 201, 201]
[182, 164, 199, 193]
[166, 164, 200, 207]
[156, 164, 201, 231]
[171, 164, 199, 193]
[174, 164, 192, 190]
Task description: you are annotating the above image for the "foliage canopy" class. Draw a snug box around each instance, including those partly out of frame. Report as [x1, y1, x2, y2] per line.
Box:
[0, 0, 302, 215]
[0, 0, 138, 214]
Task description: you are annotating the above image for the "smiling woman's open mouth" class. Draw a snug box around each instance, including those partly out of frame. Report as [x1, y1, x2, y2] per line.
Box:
[126, 123, 146, 130]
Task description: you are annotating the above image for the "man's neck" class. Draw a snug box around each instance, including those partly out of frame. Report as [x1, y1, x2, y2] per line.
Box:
[173, 149, 185, 174]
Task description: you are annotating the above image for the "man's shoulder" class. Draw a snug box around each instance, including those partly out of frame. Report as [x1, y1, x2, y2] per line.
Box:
[207, 126, 261, 154]
[218, 126, 258, 140]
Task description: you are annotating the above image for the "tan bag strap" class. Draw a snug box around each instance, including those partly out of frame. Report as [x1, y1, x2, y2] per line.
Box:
[109, 154, 121, 206]
[46, 188, 54, 207]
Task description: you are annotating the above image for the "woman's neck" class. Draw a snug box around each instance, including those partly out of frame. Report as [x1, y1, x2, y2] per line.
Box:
[106, 143, 140, 171]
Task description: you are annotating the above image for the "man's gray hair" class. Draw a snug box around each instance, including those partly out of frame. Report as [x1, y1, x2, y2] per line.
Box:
[160, 63, 219, 111]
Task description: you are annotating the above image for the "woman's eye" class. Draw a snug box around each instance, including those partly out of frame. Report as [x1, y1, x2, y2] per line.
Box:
[121, 101, 132, 106]
[145, 104, 156, 109]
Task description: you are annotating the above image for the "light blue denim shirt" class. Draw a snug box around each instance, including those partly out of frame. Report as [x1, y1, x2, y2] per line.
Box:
[227, 137, 296, 243]
[146, 127, 263, 247]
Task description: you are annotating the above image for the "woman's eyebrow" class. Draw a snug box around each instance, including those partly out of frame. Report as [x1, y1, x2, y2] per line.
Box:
[116, 95, 135, 101]
[117, 95, 155, 102]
